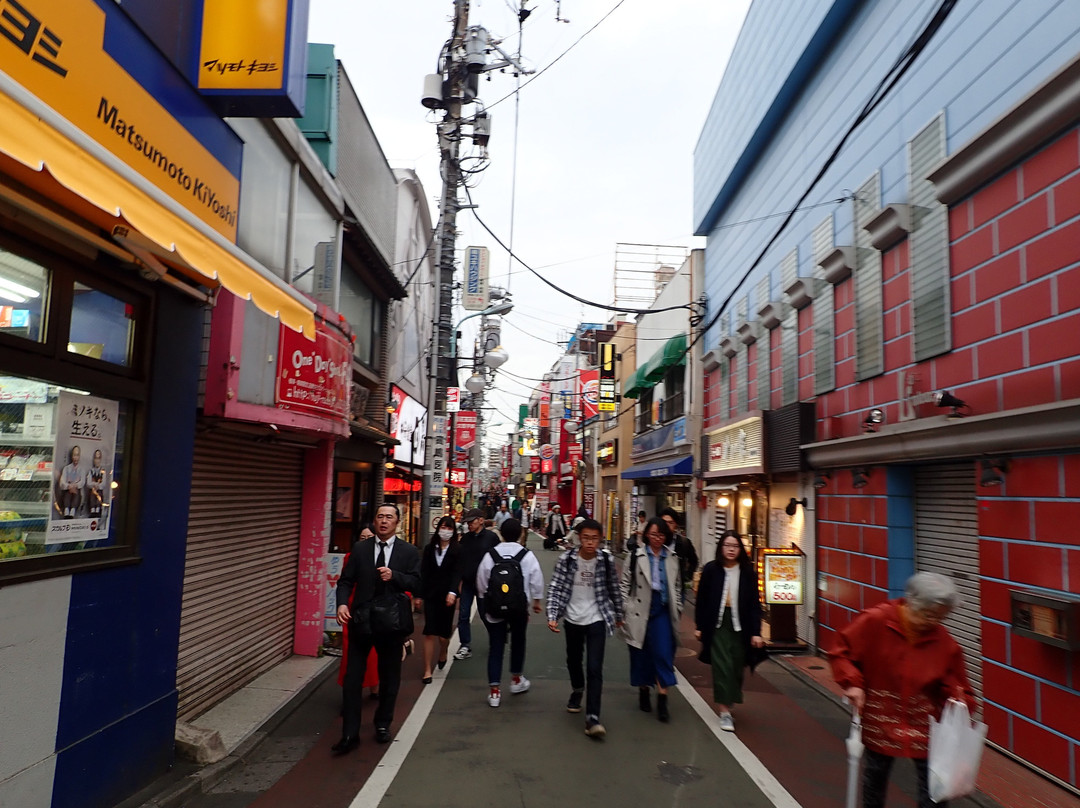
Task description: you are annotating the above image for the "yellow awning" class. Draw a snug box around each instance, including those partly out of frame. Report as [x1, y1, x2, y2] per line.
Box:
[0, 87, 314, 337]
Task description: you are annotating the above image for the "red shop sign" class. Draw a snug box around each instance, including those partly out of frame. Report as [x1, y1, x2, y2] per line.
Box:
[276, 325, 350, 419]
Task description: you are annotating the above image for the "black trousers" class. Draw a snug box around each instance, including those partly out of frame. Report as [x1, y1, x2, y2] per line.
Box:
[342, 626, 405, 738]
[862, 749, 941, 808]
[564, 620, 606, 718]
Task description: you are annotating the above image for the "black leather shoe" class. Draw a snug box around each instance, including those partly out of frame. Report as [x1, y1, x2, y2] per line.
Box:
[375, 727, 392, 744]
[331, 736, 359, 755]
[639, 687, 652, 713]
[657, 693, 670, 723]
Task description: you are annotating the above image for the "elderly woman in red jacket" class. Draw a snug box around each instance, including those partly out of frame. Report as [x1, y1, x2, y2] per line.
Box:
[830, 572, 975, 808]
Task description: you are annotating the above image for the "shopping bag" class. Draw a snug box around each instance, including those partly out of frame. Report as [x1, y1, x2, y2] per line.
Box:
[928, 699, 987, 803]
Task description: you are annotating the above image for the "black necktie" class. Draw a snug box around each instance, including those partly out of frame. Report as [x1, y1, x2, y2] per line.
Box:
[376, 541, 387, 569]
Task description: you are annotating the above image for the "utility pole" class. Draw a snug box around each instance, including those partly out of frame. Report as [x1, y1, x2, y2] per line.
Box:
[421, 0, 470, 539]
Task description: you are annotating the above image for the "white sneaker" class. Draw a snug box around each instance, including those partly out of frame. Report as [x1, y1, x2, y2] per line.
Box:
[454, 645, 472, 660]
[719, 712, 735, 732]
[488, 688, 501, 707]
[509, 676, 531, 694]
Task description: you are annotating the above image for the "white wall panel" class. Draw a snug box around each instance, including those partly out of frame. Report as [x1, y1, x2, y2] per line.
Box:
[0, 576, 69, 788]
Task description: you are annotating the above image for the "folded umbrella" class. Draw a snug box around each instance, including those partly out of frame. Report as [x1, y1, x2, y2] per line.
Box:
[845, 710, 864, 808]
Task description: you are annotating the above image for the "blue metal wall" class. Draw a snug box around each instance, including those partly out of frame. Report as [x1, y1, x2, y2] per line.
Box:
[694, 0, 1080, 351]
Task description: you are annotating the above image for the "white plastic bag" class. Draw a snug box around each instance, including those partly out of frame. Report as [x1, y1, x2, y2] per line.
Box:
[928, 698, 988, 803]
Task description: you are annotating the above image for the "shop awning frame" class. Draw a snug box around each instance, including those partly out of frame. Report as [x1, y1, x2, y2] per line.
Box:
[620, 453, 694, 480]
[0, 76, 316, 337]
[643, 332, 688, 383]
[622, 365, 648, 399]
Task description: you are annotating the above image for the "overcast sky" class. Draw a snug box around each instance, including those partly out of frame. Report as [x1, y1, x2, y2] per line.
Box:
[307, 0, 751, 443]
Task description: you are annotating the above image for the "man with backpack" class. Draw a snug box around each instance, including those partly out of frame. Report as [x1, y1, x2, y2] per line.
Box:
[453, 508, 499, 661]
[546, 518, 624, 739]
[475, 518, 545, 708]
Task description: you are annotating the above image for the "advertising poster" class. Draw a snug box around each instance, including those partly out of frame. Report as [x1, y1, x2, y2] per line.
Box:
[763, 552, 805, 605]
[446, 387, 460, 412]
[463, 246, 490, 310]
[325, 553, 346, 632]
[454, 411, 477, 452]
[538, 382, 550, 429]
[389, 385, 427, 466]
[47, 392, 118, 544]
[448, 468, 469, 488]
[579, 370, 599, 421]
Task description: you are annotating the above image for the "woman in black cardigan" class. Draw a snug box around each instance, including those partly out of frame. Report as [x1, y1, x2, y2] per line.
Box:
[694, 530, 765, 733]
[416, 516, 463, 684]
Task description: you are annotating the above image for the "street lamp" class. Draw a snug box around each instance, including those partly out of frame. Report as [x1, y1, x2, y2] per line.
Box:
[449, 298, 514, 361]
[464, 373, 486, 394]
[484, 345, 509, 368]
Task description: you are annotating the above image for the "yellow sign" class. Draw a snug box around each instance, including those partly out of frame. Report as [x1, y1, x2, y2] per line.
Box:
[0, 0, 240, 239]
[198, 0, 289, 91]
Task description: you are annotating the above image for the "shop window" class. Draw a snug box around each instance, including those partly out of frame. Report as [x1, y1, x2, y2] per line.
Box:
[663, 366, 685, 422]
[69, 283, 135, 366]
[0, 235, 148, 583]
[0, 381, 129, 562]
[0, 247, 48, 343]
[637, 386, 654, 433]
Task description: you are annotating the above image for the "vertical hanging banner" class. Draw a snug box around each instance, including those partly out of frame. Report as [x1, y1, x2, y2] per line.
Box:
[579, 370, 599, 422]
[454, 410, 478, 452]
[463, 246, 490, 310]
[599, 342, 617, 412]
[48, 392, 118, 543]
[446, 387, 460, 412]
[538, 382, 551, 429]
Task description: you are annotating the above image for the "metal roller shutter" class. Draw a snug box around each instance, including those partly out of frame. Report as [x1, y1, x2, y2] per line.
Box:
[915, 463, 982, 698]
[176, 430, 305, 720]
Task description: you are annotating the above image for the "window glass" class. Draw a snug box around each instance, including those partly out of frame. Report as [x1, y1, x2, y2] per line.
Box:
[231, 118, 290, 275]
[0, 376, 128, 561]
[292, 179, 337, 298]
[0, 247, 48, 342]
[340, 268, 375, 365]
[68, 283, 135, 366]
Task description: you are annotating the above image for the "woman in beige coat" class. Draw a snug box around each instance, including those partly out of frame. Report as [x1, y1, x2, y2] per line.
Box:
[621, 517, 683, 722]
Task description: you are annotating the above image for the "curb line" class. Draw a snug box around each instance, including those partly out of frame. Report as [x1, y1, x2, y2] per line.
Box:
[132, 658, 340, 808]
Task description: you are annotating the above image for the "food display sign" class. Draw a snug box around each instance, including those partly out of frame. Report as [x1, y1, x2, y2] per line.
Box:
[758, 547, 805, 605]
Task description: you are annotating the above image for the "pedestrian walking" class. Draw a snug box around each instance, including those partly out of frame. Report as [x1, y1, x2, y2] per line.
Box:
[475, 518, 544, 707]
[829, 572, 976, 808]
[417, 515, 461, 684]
[546, 518, 624, 738]
[333, 504, 421, 753]
[659, 507, 699, 592]
[626, 510, 647, 552]
[337, 524, 382, 700]
[454, 508, 499, 661]
[494, 503, 512, 530]
[544, 504, 568, 550]
[693, 530, 765, 732]
[621, 516, 683, 722]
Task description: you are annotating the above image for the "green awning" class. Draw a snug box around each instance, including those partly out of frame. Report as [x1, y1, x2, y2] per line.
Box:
[643, 333, 688, 383]
[623, 365, 647, 399]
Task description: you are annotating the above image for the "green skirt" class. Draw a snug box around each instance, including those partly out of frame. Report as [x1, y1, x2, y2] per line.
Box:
[711, 608, 745, 706]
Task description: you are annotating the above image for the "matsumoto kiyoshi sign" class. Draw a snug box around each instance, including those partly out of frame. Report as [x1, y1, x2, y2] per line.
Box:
[276, 324, 350, 419]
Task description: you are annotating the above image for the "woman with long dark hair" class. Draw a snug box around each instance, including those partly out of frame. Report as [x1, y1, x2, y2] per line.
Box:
[694, 530, 764, 732]
[416, 515, 462, 683]
[621, 516, 683, 722]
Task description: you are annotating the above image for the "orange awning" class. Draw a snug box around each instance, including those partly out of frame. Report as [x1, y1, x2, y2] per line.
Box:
[0, 85, 315, 337]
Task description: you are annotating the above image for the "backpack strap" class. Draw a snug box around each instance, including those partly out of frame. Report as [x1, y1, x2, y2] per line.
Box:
[513, 547, 528, 562]
[489, 547, 502, 563]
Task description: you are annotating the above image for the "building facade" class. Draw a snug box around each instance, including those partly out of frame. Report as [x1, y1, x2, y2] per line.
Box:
[695, 0, 1080, 788]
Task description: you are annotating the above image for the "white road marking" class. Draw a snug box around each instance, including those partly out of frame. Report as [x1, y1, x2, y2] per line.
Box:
[675, 668, 803, 807]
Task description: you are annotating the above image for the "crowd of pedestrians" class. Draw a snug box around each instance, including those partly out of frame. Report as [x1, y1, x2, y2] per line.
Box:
[331, 498, 975, 808]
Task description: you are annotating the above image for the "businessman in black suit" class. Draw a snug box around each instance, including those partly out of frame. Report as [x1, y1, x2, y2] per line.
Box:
[333, 503, 421, 754]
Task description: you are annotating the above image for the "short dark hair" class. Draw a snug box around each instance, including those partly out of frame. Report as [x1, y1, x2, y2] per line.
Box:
[376, 502, 400, 519]
[642, 516, 672, 543]
[576, 518, 603, 538]
[500, 518, 522, 542]
[637, 510, 647, 519]
[659, 507, 680, 523]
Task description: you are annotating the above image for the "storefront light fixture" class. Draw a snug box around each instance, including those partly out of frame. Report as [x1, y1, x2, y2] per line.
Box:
[785, 497, 808, 516]
[851, 467, 870, 489]
[863, 407, 885, 433]
[813, 471, 830, 490]
[979, 458, 1009, 487]
[935, 390, 967, 417]
[740, 495, 753, 508]
[717, 494, 730, 508]
[385, 460, 395, 470]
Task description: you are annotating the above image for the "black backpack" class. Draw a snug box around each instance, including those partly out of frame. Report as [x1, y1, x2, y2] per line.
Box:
[485, 547, 530, 617]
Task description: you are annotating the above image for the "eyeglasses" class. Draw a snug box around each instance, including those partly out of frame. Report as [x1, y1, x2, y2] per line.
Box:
[722, 543, 741, 549]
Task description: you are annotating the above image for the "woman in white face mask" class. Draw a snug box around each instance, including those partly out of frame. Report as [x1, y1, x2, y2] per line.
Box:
[417, 515, 463, 682]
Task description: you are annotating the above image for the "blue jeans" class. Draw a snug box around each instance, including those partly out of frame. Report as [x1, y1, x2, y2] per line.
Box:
[458, 582, 485, 647]
[486, 612, 528, 685]
[565, 620, 607, 718]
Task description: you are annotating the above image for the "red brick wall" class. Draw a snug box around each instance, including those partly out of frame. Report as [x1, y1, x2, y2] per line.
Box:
[977, 454, 1080, 786]
[814, 468, 890, 652]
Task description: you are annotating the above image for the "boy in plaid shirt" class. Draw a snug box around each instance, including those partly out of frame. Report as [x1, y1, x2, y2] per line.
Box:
[546, 518, 624, 738]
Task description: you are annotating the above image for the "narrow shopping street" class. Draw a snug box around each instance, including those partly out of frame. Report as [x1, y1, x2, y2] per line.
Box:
[167, 543, 997, 808]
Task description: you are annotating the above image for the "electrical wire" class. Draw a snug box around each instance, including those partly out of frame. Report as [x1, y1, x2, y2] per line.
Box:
[462, 181, 693, 316]
[486, 0, 629, 111]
